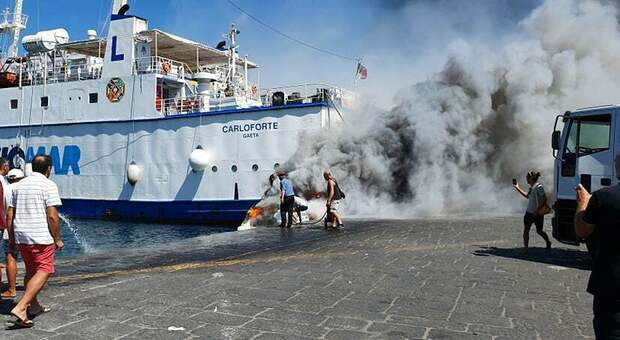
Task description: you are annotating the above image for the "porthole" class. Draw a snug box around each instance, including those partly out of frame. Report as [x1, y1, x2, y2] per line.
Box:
[231, 165, 238, 173]
[273, 163, 280, 170]
[211, 166, 218, 172]
[252, 164, 259, 172]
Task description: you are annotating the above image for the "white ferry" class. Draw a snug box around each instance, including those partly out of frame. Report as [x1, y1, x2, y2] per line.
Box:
[0, 0, 350, 224]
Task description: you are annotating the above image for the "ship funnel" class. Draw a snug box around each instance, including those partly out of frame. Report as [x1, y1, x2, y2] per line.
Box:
[112, 0, 129, 15]
[118, 4, 130, 15]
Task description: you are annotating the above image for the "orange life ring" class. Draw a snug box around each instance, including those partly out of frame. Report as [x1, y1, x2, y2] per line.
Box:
[161, 62, 171, 74]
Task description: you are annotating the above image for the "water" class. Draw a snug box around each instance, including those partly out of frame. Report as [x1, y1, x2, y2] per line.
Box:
[59, 214, 94, 253]
[57, 216, 232, 257]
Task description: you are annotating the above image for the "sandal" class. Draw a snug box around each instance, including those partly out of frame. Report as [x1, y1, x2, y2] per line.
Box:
[7, 312, 34, 329]
[0, 291, 16, 299]
[7, 318, 34, 329]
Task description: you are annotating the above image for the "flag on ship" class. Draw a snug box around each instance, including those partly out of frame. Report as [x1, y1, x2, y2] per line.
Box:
[356, 62, 367, 80]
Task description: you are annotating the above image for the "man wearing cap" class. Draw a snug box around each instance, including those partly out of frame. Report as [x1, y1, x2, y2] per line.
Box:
[1, 168, 24, 299]
[278, 172, 295, 228]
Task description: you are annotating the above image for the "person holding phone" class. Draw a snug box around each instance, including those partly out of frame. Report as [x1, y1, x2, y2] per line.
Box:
[512, 171, 552, 254]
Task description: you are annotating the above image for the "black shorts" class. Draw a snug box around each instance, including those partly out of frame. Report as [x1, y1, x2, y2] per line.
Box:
[524, 212, 543, 228]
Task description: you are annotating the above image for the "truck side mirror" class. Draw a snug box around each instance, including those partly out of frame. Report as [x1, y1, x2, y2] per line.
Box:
[551, 131, 561, 150]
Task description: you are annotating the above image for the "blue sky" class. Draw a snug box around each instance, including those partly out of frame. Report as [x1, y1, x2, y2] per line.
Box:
[13, 0, 543, 106]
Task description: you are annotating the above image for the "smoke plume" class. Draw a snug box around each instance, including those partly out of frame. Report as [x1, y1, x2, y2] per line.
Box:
[283, 0, 620, 217]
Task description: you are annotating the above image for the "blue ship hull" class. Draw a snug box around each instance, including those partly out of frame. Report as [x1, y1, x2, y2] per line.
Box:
[60, 199, 260, 225]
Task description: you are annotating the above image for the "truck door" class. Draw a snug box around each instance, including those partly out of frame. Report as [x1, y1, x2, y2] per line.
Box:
[553, 113, 614, 244]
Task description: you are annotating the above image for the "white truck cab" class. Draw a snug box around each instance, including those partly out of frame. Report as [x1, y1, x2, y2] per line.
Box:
[551, 105, 617, 245]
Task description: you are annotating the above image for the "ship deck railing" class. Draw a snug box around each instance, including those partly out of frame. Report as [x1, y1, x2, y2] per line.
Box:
[17, 59, 104, 86]
[260, 83, 355, 107]
[159, 94, 259, 115]
[158, 84, 354, 116]
[158, 95, 203, 115]
[134, 56, 192, 79]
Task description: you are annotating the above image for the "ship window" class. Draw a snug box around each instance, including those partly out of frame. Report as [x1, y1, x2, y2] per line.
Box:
[89, 93, 98, 103]
[252, 164, 259, 172]
[40, 96, 48, 107]
[9, 99, 17, 109]
[231, 165, 238, 173]
[273, 163, 280, 170]
[211, 166, 218, 172]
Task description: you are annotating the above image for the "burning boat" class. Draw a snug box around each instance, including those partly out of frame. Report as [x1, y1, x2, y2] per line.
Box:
[0, 0, 351, 224]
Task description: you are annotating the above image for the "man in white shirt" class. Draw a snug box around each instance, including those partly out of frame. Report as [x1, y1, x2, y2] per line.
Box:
[7, 155, 63, 328]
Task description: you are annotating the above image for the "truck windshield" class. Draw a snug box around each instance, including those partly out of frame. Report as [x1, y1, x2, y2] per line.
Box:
[577, 115, 611, 156]
[561, 114, 611, 178]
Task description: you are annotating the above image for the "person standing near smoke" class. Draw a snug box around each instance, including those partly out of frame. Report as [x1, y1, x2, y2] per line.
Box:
[324, 171, 344, 229]
[278, 172, 295, 228]
[512, 171, 552, 254]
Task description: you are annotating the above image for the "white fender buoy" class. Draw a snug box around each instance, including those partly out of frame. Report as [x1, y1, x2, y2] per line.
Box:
[127, 162, 142, 185]
[24, 163, 32, 177]
[189, 146, 210, 172]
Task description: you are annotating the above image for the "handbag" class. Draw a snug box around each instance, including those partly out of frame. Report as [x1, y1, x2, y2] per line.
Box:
[537, 199, 551, 215]
[534, 184, 551, 215]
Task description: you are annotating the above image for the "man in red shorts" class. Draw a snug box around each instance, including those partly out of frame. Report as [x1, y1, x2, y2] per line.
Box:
[7, 155, 63, 328]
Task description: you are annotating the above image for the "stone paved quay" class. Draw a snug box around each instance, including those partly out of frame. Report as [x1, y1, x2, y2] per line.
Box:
[0, 217, 594, 339]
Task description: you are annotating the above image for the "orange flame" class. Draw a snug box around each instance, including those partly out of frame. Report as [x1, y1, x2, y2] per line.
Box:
[247, 207, 264, 219]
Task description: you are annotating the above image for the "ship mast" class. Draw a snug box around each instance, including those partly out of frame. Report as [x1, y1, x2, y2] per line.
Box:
[228, 24, 239, 90]
[0, 0, 26, 59]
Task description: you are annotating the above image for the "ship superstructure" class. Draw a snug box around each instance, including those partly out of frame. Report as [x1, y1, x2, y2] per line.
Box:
[0, 0, 351, 223]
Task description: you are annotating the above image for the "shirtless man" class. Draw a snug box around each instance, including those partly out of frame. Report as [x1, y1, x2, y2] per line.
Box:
[324, 171, 343, 229]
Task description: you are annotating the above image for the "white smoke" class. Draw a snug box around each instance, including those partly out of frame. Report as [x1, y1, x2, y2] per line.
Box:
[282, 0, 620, 217]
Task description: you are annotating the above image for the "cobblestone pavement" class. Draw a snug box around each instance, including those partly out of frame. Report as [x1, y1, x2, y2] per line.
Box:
[0, 217, 594, 339]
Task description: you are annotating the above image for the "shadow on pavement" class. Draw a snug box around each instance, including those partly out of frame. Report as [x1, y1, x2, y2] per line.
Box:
[473, 246, 591, 270]
[0, 299, 15, 315]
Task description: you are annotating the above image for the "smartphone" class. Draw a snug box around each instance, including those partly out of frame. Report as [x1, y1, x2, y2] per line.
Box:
[512, 178, 517, 185]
